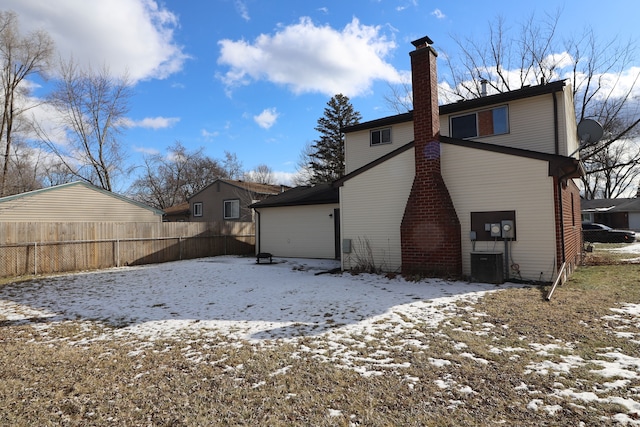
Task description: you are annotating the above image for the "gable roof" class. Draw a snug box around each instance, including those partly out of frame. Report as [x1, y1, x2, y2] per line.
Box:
[250, 183, 338, 208]
[581, 198, 640, 213]
[342, 80, 568, 133]
[0, 181, 164, 216]
[188, 178, 286, 200]
[163, 201, 190, 215]
[334, 136, 582, 188]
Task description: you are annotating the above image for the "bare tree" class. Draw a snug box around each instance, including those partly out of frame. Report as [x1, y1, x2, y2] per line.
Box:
[581, 139, 640, 199]
[244, 163, 274, 184]
[292, 142, 315, 186]
[38, 59, 132, 191]
[2, 138, 43, 194]
[386, 11, 640, 198]
[222, 150, 243, 180]
[129, 142, 226, 210]
[0, 11, 54, 196]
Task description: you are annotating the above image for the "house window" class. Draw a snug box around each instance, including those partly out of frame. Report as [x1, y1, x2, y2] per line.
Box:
[451, 105, 509, 139]
[224, 199, 240, 219]
[370, 128, 391, 146]
[193, 202, 203, 217]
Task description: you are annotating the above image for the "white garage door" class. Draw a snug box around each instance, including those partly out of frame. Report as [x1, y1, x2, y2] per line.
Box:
[628, 213, 640, 230]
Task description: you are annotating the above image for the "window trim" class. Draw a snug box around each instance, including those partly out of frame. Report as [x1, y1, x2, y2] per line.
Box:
[370, 127, 392, 146]
[450, 105, 509, 139]
[223, 199, 240, 220]
[192, 202, 203, 217]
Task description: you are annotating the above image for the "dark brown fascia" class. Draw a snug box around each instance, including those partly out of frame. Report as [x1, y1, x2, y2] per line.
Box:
[334, 135, 582, 188]
[341, 80, 568, 134]
[438, 136, 582, 179]
[333, 141, 415, 187]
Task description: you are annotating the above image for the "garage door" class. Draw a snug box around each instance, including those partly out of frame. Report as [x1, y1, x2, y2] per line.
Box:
[628, 213, 640, 230]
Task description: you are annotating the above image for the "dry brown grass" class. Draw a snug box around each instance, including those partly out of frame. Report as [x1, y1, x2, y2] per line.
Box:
[1, 247, 639, 426]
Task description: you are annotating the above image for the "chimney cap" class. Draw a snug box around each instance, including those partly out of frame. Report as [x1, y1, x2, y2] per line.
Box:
[411, 35, 434, 49]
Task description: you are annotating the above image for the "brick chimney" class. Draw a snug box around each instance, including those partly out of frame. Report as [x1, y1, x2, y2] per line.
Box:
[400, 36, 462, 277]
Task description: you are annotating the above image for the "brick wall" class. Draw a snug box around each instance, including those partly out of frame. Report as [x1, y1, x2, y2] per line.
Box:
[401, 38, 462, 277]
[554, 178, 583, 273]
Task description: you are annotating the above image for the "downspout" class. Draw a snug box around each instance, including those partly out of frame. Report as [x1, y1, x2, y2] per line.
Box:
[553, 90, 565, 266]
[552, 89, 566, 267]
[553, 91, 559, 155]
[254, 209, 261, 254]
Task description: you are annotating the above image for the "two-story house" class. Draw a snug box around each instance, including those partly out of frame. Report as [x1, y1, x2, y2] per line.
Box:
[336, 35, 582, 282]
[252, 35, 583, 284]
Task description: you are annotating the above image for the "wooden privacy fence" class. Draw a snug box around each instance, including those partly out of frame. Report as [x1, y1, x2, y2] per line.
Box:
[0, 222, 255, 278]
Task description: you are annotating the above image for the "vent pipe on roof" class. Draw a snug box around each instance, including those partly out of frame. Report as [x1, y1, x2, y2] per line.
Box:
[480, 79, 488, 97]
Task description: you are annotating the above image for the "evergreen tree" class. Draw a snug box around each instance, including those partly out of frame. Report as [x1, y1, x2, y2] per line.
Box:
[308, 94, 361, 184]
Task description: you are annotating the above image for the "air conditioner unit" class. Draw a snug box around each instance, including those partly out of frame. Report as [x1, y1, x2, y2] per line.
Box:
[470, 252, 504, 284]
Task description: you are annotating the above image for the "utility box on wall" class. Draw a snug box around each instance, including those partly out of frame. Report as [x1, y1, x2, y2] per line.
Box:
[470, 252, 504, 284]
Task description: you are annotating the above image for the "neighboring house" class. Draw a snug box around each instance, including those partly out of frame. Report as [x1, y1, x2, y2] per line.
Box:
[163, 201, 190, 222]
[187, 179, 286, 223]
[336, 35, 582, 282]
[581, 198, 640, 230]
[250, 183, 340, 259]
[0, 181, 164, 222]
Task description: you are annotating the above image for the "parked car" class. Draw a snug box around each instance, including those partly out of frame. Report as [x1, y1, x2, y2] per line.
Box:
[582, 222, 636, 243]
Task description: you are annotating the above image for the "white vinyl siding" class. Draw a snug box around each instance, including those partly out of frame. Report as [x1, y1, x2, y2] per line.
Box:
[256, 204, 339, 259]
[345, 122, 414, 174]
[441, 143, 558, 282]
[441, 95, 559, 155]
[0, 183, 162, 222]
[340, 148, 415, 272]
[558, 84, 579, 158]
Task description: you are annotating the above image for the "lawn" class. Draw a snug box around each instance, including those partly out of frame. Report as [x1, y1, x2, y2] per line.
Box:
[0, 248, 639, 426]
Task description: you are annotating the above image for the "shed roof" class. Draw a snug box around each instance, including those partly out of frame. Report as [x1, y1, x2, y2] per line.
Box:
[250, 183, 338, 208]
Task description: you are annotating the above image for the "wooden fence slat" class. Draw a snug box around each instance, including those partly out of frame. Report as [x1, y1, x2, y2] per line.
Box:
[0, 222, 255, 278]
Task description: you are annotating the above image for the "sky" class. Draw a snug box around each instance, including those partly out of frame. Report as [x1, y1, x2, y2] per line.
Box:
[3, 0, 640, 191]
[1, 253, 640, 422]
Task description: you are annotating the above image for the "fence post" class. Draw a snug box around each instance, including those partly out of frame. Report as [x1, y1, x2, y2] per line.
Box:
[34, 242, 38, 276]
[179, 236, 183, 260]
[116, 239, 120, 267]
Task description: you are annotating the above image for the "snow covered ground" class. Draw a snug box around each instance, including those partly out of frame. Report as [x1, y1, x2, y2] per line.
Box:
[0, 252, 639, 423]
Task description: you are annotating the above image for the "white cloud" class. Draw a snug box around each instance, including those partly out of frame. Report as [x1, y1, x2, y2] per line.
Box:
[431, 9, 446, 19]
[254, 108, 279, 129]
[4, 0, 188, 82]
[133, 146, 161, 155]
[201, 129, 219, 140]
[234, 0, 250, 21]
[217, 17, 401, 97]
[123, 117, 180, 129]
[271, 170, 296, 186]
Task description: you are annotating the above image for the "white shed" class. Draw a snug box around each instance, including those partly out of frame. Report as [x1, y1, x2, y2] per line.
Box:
[250, 184, 340, 259]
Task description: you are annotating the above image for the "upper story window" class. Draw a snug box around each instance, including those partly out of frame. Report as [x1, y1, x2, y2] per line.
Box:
[451, 105, 509, 139]
[370, 128, 391, 146]
[193, 202, 203, 217]
[224, 199, 240, 219]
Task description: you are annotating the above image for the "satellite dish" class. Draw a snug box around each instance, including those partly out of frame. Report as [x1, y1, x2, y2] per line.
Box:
[577, 119, 604, 144]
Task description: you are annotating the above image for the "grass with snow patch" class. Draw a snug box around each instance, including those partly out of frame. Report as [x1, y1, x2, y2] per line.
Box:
[0, 246, 639, 426]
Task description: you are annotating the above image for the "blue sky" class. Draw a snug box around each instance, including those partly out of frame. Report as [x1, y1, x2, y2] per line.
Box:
[5, 0, 640, 190]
